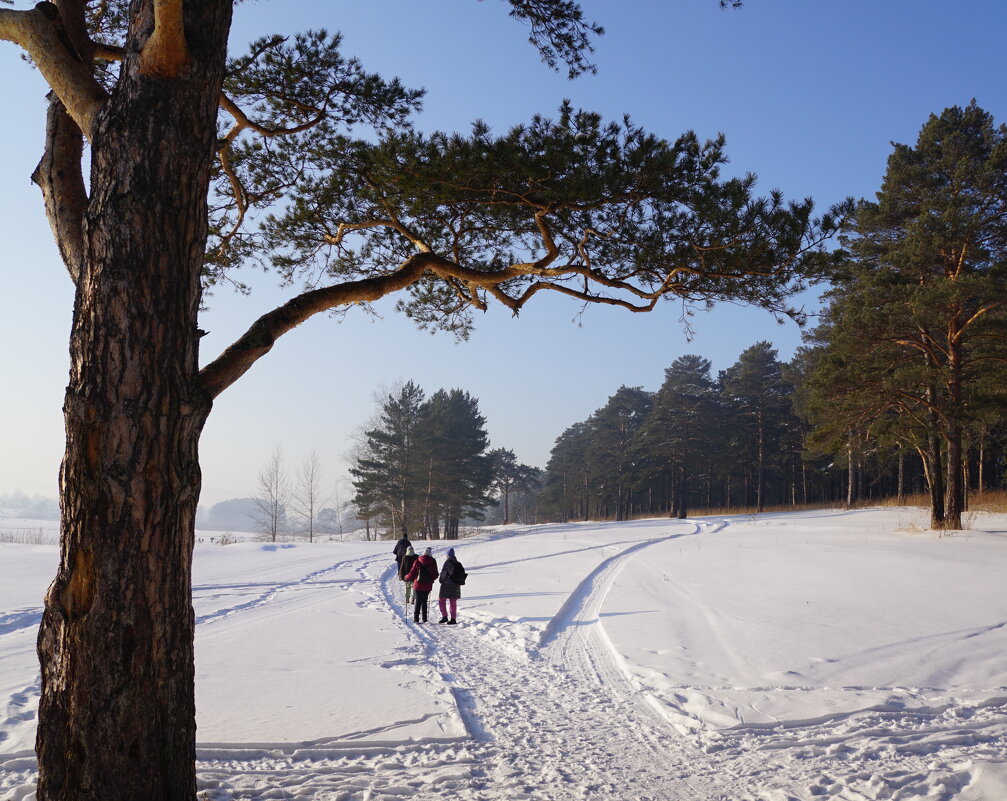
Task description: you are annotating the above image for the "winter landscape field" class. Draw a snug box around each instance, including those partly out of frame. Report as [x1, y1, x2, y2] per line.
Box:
[2, 507, 1006, 801]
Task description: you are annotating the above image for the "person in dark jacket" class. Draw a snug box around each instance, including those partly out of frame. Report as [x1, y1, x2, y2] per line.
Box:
[404, 547, 437, 623]
[392, 534, 411, 568]
[437, 547, 464, 624]
[398, 545, 418, 605]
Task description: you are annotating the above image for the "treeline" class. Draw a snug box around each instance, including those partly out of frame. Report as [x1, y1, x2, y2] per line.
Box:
[540, 103, 1007, 530]
[539, 345, 814, 521]
[350, 381, 539, 539]
[538, 334, 1007, 526]
[349, 104, 1007, 533]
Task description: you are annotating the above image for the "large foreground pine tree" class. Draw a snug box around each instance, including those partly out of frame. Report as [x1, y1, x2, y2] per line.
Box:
[813, 102, 1007, 530]
[0, 1, 842, 798]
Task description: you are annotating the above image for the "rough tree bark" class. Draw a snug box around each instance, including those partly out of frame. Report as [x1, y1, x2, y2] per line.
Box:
[33, 3, 232, 799]
[846, 437, 856, 508]
[943, 326, 964, 530]
[677, 463, 689, 519]
[925, 393, 946, 529]
[756, 409, 766, 512]
[0, 2, 840, 795]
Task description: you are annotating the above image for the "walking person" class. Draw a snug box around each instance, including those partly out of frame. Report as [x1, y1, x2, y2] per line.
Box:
[404, 547, 438, 624]
[398, 545, 418, 606]
[392, 533, 411, 569]
[438, 547, 466, 624]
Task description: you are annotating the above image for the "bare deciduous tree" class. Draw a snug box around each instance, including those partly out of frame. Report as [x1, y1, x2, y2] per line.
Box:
[251, 446, 290, 542]
[291, 450, 324, 542]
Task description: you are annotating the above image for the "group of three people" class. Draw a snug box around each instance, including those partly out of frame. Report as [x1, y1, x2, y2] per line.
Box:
[393, 536, 466, 624]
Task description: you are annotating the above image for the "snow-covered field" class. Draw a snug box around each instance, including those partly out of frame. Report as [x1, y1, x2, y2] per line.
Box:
[2, 508, 1007, 800]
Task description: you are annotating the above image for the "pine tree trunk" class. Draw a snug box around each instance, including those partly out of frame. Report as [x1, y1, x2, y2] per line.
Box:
[756, 411, 765, 513]
[790, 453, 797, 507]
[846, 438, 855, 508]
[897, 451, 905, 503]
[677, 463, 688, 519]
[35, 5, 231, 799]
[978, 435, 985, 496]
[667, 470, 677, 518]
[945, 424, 964, 529]
[963, 454, 970, 513]
[927, 433, 945, 526]
[926, 390, 946, 528]
[944, 339, 964, 529]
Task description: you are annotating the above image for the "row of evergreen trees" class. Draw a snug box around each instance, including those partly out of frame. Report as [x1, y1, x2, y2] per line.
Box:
[349, 381, 539, 538]
[539, 337, 1007, 526]
[538, 345, 807, 521]
[540, 103, 1007, 529]
[351, 104, 1007, 533]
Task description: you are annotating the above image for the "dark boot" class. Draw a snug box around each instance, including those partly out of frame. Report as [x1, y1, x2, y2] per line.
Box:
[439, 616, 448, 624]
[447, 619, 457, 624]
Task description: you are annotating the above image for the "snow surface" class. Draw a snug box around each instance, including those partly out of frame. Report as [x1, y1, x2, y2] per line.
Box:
[2, 508, 1007, 800]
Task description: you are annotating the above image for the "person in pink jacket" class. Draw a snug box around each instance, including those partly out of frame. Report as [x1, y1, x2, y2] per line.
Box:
[403, 547, 438, 624]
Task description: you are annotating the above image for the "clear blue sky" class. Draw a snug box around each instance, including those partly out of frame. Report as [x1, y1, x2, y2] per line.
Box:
[1, 1, 1005, 507]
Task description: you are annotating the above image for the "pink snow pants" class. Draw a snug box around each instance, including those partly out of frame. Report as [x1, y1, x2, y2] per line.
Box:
[438, 598, 457, 619]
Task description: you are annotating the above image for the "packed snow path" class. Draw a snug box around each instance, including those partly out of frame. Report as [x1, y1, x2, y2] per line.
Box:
[191, 519, 1007, 800]
[190, 527, 707, 801]
[3, 511, 1007, 800]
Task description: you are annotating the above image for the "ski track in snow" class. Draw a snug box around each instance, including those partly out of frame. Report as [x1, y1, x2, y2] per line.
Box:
[3, 521, 1007, 800]
[187, 521, 1007, 800]
[193, 556, 366, 626]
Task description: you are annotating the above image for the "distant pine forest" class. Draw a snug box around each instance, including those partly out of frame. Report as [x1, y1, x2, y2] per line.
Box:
[349, 335, 1007, 539]
[352, 104, 1007, 536]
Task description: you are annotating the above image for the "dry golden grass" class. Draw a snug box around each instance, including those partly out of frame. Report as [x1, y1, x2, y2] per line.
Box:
[608, 491, 1006, 531]
[877, 493, 930, 508]
[0, 527, 58, 545]
[626, 500, 840, 521]
[967, 489, 1007, 514]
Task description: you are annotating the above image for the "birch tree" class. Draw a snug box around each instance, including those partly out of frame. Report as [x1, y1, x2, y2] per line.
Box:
[291, 450, 324, 542]
[251, 445, 290, 542]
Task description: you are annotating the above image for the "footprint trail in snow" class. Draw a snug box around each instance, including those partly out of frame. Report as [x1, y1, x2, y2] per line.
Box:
[5, 517, 1007, 801]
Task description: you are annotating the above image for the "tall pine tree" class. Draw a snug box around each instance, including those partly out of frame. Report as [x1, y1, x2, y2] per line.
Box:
[832, 102, 1007, 528]
[634, 355, 718, 518]
[585, 386, 652, 520]
[720, 342, 795, 512]
[350, 382, 427, 536]
[416, 389, 494, 539]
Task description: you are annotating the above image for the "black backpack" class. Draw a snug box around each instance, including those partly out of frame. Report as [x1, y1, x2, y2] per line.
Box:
[421, 559, 438, 583]
[452, 561, 467, 585]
